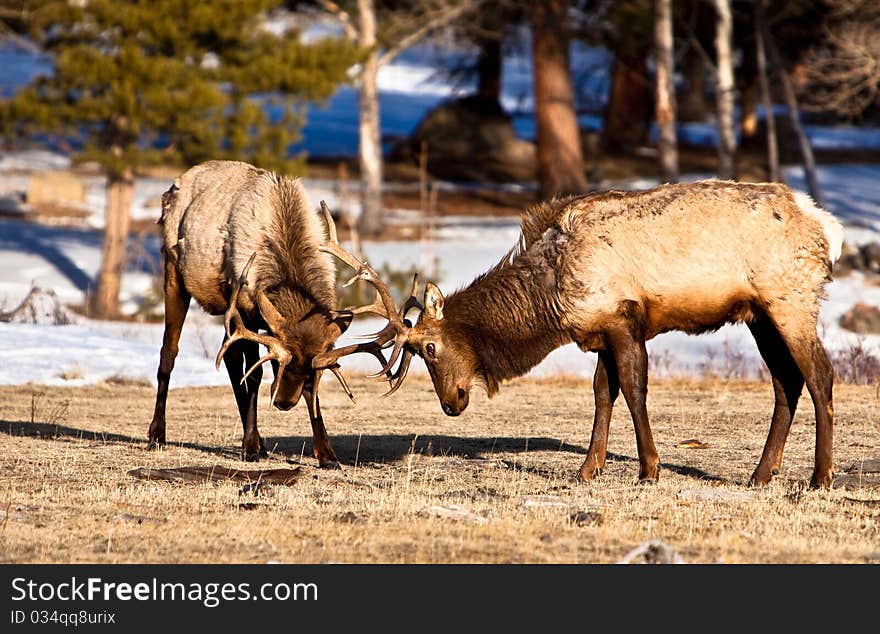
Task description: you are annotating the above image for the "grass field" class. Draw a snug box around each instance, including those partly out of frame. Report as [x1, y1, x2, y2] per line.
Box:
[0, 376, 878, 564]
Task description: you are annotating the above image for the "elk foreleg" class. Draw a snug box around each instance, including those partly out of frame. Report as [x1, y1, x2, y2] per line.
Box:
[148, 260, 190, 448]
[304, 385, 340, 469]
[223, 337, 266, 461]
[579, 350, 619, 481]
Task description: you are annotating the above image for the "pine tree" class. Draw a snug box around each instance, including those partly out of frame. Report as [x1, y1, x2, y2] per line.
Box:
[1, 0, 357, 317]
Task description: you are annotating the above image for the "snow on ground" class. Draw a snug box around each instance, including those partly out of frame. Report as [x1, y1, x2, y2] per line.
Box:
[1, 154, 879, 388]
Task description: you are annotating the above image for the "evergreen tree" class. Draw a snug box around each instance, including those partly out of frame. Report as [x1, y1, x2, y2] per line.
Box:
[0, 0, 358, 318]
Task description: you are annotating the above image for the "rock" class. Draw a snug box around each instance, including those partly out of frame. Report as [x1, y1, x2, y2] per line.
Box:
[391, 95, 536, 182]
[839, 302, 880, 334]
[847, 458, 880, 474]
[569, 510, 603, 527]
[677, 489, 757, 503]
[862, 242, 880, 274]
[421, 504, 487, 525]
[675, 438, 710, 449]
[0, 287, 77, 325]
[26, 171, 85, 206]
[619, 540, 687, 564]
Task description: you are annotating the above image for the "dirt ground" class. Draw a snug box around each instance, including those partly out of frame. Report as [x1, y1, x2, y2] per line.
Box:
[0, 376, 878, 564]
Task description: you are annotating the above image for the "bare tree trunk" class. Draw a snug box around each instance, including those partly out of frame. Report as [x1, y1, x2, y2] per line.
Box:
[93, 167, 133, 319]
[356, 0, 384, 237]
[714, 0, 736, 180]
[655, 0, 678, 183]
[754, 0, 780, 182]
[603, 52, 650, 152]
[679, 51, 708, 122]
[532, 0, 588, 197]
[758, 2, 823, 205]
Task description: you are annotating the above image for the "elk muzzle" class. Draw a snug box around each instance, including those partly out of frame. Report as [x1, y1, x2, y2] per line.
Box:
[440, 386, 469, 416]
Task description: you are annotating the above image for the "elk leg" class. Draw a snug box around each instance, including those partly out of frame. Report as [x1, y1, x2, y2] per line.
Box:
[607, 325, 660, 483]
[148, 260, 190, 448]
[747, 313, 804, 486]
[224, 338, 266, 461]
[579, 350, 619, 480]
[305, 390, 340, 469]
[768, 312, 834, 488]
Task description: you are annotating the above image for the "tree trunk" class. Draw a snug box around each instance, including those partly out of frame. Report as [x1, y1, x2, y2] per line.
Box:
[477, 36, 502, 103]
[531, 0, 588, 198]
[356, 0, 384, 237]
[654, 0, 678, 183]
[714, 0, 736, 180]
[754, 0, 780, 182]
[679, 51, 707, 122]
[603, 52, 650, 152]
[758, 2, 823, 205]
[92, 167, 133, 319]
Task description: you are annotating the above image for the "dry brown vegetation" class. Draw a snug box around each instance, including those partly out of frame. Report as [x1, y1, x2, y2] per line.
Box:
[0, 376, 878, 564]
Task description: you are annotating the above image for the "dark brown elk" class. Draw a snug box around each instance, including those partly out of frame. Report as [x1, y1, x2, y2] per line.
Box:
[148, 160, 387, 464]
[324, 180, 844, 488]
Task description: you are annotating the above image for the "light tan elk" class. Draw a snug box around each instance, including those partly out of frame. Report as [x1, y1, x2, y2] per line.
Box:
[148, 160, 387, 463]
[322, 180, 844, 488]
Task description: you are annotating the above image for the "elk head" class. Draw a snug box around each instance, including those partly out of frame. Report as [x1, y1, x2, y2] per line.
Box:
[314, 202, 483, 416]
[214, 252, 379, 412]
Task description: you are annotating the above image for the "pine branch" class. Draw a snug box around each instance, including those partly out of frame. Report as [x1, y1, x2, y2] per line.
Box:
[315, 0, 358, 41]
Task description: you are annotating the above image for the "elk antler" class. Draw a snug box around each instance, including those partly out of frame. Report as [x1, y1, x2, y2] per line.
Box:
[316, 201, 423, 395]
[214, 252, 292, 406]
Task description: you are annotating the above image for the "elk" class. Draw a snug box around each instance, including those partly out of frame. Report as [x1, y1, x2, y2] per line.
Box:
[148, 160, 387, 464]
[323, 180, 844, 488]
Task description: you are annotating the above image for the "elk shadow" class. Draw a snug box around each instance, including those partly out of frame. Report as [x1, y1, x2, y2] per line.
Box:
[0, 420, 726, 483]
[269, 433, 726, 482]
[0, 420, 232, 457]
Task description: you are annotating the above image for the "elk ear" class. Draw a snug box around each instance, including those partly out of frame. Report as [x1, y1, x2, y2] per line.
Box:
[423, 282, 444, 320]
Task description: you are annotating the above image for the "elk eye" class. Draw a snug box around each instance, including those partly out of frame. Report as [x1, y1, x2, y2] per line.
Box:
[425, 342, 436, 358]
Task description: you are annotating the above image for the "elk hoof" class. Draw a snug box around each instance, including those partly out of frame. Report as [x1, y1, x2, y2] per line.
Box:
[242, 450, 263, 462]
[147, 436, 165, 450]
[809, 470, 833, 490]
[577, 465, 602, 481]
[318, 458, 342, 470]
[637, 465, 660, 484]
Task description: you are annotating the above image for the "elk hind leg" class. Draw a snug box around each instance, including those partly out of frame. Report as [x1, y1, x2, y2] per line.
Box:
[607, 319, 660, 483]
[765, 306, 835, 488]
[747, 312, 804, 486]
[148, 261, 190, 448]
[579, 350, 619, 481]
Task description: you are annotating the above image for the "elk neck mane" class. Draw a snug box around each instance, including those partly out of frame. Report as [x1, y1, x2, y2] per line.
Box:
[441, 197, 579, 391]
[256, 173, 337, 318]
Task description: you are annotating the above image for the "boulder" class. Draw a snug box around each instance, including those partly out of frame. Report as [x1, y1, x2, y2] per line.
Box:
[26, 170, 85, 207]
[839, 302, 880, 334]
[391, 95, 536, 183]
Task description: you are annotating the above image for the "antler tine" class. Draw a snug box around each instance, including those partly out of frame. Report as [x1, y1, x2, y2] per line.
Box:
[318, 200, 403, 323]
[329, 364, 356, 403]
[382, 348, 415, 397]
[400, 273, 424, 321]
[310, 368, 323, 416]
[214, 252, 292, 406]
[366, 335, 407, 378]
[312, 340, 391, 378]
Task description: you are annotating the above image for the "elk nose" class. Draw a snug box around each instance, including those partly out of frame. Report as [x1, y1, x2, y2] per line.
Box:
[442, 402, 460, 417]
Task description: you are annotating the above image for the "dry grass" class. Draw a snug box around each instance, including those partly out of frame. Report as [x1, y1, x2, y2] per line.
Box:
[0, 377, 878, 564]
